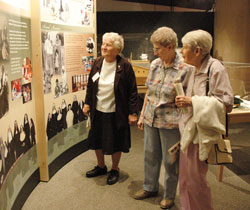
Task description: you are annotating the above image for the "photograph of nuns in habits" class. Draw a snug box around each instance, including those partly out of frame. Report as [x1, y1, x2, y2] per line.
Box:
[14, 120, 23, 159]
[0, 64, 9, 119]
[72, 95, 79, 125]
[46, 96, 87, 140]
[46, 104, 58, 140]
[23, 113, 32, 151]
[57, 107, 63, 133]
[0, 113, 36, 188]
[62, 98, 67, 129]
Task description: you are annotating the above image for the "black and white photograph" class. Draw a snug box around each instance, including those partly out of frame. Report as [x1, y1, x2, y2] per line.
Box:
[42, 0, 70, 23]
[42, 31, 65, 94]
[0, 113, 36, 189]
[42, 31, 64, 77]
[0, 15, 9, 61]
[41, 0, 93, 26]
[54, 76, 68, 98]
[43, 70, 52, 94]
[86, 37, 94, 54]
[46, 96, 87, 140]
[0, 64, 9, 119]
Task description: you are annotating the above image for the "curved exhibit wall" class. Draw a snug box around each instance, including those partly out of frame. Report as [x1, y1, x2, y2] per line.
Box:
[0, 0, 96, 209]
[0, 2, 36, 209]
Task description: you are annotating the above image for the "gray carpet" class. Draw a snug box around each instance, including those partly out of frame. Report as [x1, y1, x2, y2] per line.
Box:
[22, 126, 250, 210]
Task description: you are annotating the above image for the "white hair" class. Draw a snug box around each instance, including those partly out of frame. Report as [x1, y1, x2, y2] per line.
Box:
[181, 30, 212, 55]
[102, 32, 124, 53]
[150, 26, 178, 49]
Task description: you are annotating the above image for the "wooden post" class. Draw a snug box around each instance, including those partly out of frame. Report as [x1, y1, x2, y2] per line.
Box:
[30, 0, 49, 181]
[217, 165, 224, 182]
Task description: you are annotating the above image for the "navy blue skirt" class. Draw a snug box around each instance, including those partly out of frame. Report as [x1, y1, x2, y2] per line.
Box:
[87, 110, 131, 155]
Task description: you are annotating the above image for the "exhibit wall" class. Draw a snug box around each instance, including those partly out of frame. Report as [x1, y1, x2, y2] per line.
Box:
[0, 1, 96, 210]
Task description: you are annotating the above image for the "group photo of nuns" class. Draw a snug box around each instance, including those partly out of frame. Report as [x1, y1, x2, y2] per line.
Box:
[0, 113, 36, 188]
[46, 95, 87, 140]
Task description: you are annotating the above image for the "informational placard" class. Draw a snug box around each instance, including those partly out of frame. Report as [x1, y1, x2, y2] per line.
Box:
[40, 0, 95, 141]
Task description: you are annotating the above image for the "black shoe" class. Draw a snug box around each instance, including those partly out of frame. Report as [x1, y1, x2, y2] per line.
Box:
[86, 166, 107, 178]
[107, 169, 119, 185]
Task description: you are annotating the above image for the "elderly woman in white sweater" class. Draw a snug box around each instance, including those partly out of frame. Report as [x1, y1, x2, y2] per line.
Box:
[175, 30, 233, 210]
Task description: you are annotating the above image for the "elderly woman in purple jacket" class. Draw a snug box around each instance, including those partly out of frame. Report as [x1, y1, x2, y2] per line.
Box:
[83, 32, 139, 185]
[176, 30, 233, 210]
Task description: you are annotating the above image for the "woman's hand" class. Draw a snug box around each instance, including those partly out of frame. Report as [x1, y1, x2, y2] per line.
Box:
[83, 104, 90, 116]
[137, 117, 144, 131]
[128, 114, 138, 126]
[175, 96, 192, 107]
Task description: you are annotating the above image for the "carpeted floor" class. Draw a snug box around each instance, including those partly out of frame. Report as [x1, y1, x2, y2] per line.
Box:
[22, 125, 250, 210]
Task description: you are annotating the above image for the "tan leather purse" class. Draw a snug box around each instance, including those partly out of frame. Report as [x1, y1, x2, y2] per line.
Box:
[207, 112, 233, 165]
[206, 135, 233, 165]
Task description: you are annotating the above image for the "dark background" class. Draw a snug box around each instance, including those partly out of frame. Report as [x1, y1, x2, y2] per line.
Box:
[97, 12, 214, 60]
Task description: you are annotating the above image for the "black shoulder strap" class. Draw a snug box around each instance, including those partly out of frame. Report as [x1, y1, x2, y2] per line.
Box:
[205, 61, 214, 96]
[225, 113, 229, 137]
[206, 60, 229, 138]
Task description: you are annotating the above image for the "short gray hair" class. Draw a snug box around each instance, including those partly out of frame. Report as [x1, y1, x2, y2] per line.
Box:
[150, 27, 178, 49]
[181, 30, 212, 55]
[102, 32, 124, 53]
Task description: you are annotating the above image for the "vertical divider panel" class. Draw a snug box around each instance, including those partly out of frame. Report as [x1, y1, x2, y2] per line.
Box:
[30, 0, 49, 182]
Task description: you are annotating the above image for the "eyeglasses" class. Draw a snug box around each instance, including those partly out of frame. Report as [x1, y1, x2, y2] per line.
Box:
[153, 47, 161, 52]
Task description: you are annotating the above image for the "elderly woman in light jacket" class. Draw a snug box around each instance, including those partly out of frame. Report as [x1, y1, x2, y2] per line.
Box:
[175, 30, 234, 210]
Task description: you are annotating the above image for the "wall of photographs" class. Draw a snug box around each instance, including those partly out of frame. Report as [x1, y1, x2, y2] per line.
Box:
[0, 1, 96, 209]
[40, 0, 95, 168]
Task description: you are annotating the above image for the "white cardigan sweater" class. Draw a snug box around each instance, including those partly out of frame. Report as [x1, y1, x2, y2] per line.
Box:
[181, 96, 226, 161]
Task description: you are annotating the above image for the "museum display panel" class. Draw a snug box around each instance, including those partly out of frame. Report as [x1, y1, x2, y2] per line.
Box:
[0, 1, 96, 209]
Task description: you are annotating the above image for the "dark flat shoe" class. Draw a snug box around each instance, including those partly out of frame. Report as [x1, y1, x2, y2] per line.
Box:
[86, 165, 107, 178]
[107, 169, 119, 185]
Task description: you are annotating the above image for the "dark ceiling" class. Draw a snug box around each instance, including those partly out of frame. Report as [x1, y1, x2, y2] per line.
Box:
[114, 0, 215, 10]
